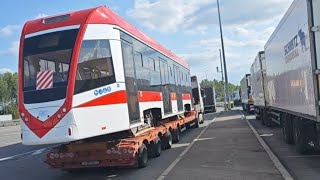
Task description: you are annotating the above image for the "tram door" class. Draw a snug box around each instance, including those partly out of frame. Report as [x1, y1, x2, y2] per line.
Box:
[160, 60, 172, 114]
[121, 42, 140, 124]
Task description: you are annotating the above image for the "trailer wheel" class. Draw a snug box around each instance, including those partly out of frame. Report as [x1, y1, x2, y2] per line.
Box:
[282, 114, 294, 144]
[260, 109, 265, 125]
[162, 131, 172, 149]
[194, 115, 200, 128]
[137, 144, 148, 168]
[150, 136, 161, 157]
[293, 118, 309, 154]
[172, 127, 181, 143]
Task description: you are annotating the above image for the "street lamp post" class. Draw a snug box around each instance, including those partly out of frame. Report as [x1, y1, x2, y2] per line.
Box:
[217, 0, 231, 110]
[218, 49, 227, 110]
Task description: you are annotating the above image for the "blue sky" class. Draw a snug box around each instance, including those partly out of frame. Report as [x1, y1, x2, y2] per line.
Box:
[0, 0, 293, 84]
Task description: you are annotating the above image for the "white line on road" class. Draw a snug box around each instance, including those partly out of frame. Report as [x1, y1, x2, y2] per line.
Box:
[157, 112, 221, 180]
[240, 110, 294, 180]
[194, 137, 216, 141]
[0, 145, 55, 163]
[171, 143, 190, 149]
[285, 155, 320, 158]
[31, 148, 47, 155]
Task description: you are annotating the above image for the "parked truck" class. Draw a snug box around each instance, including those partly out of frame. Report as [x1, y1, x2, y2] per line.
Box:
[18, 6, 204, 170]
[240, 74, 254, 113]
[251, 0, 320, 153]
[232, 90, 241, 106]
[202, 86, 217, 113]
[251, 51, 266, 120]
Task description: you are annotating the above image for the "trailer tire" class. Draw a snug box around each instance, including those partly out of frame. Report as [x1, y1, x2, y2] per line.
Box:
[150, 136, 161, 157]
[194, 115, 201, 128]
[282, 114, 294, 144]
[261, 109, 265, 125]
[162, 131, 172, 150]
[172, 127, 180, 143]
[293, 118, 309, 154]
[137, 144, 148, 168]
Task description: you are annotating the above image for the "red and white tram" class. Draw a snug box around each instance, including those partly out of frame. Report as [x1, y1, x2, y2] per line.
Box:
[19, 6, 193, 145]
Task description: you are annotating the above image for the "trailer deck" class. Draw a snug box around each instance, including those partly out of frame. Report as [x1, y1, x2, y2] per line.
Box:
[45, 111, 197, 170]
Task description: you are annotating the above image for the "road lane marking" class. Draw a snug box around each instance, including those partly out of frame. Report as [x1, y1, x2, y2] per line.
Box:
[240, 110, 294, 180]
[31, 148, 47, 155]
[260, 134, 274, 137]
[157, 112, 221, 180]
[171, 143, 190, 149]
[0, 145, 55, 163]
[285, 155, 320, 158]
[194, 137, 216, 141]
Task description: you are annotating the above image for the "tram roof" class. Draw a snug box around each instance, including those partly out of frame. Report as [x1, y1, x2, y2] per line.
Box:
[22, 6, 189, 69]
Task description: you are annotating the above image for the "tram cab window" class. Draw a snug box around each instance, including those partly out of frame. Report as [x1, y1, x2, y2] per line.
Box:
[75, 40, 116, 94]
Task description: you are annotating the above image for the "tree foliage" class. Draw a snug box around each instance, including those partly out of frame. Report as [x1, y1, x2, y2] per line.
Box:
[0, 72, 18, 118]
[200, 79, 240, 101]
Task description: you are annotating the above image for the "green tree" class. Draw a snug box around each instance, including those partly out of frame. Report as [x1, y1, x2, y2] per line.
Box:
[0, 72, 18, 118]
[201, 79, 240, 102]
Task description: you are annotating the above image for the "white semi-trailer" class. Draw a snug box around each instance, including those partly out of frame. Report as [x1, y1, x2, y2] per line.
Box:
[250, 51, 266, 121]
[253, 0, 320, 153]
[240, 74, 254, 113]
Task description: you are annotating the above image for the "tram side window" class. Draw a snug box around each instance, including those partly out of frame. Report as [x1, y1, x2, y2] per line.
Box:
[74, 40, 115, 94]
[134, 52, 143, 67]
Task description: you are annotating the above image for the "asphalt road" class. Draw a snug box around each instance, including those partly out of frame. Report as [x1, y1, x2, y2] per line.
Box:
[0, 112, 220, 180]
[247, 112, 320, 180]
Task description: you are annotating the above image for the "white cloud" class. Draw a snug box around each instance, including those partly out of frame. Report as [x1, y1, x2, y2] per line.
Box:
[127, 0, 292, 34]
[127, 0, 214, 33]
[0, 68, 13, 74]
[127, 0, 293, 84]
[0, 25, 20, 37]
[35, 13, 49, 19]
[0, 41, 20, 56]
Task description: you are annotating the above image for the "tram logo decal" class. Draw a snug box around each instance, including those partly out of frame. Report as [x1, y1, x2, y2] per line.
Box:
[284, 28, 308, 63]
[94, 86, 112, 96]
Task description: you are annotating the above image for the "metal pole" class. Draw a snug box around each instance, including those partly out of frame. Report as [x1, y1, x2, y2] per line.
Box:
[219, 49, 226, 110]
[217, 0, 231, 110]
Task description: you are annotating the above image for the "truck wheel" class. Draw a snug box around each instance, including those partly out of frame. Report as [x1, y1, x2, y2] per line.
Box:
[293, 118, 310, 154]
[172, 127, 180, 143]
[162, 131, 172, 150]
[293, 118, 307, 154]
[282, 114, 294, 144]
[150, 136, 161, 157]
[194, 114, 201, 128]
[137, 144, 148, 168]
